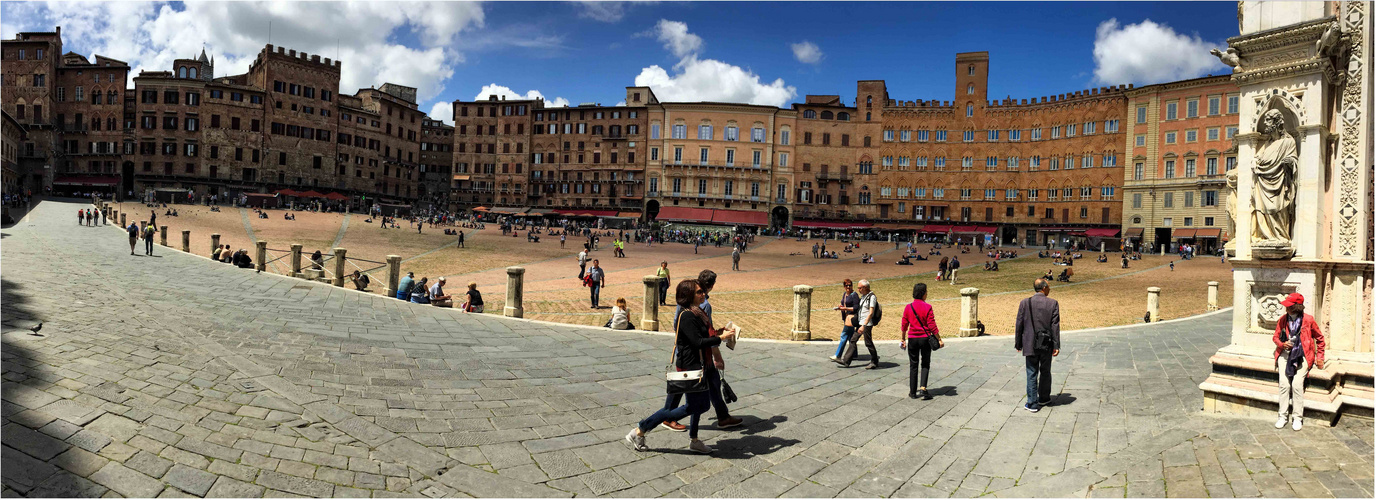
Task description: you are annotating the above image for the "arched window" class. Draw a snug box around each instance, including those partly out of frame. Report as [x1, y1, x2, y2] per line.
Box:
[837, 112, 849, 121]
[866, 112, 871, 121]
[803, 110, 817, 119]
[820, 110, 833, 120]
[967, 84, 974, 95]
[866, 95, 873, 105]
[178, 67, 187, 78]
[189, 67, 198, 79]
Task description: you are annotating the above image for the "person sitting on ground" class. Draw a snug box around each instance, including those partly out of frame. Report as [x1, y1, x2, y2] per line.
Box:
[1097, 254, 1108, 263]
[1042, 269, 1055, 281]
[984, 261, 993, 271]
[608, 298, 633, 330]
[351, 270, 371, 291]
[989, 261, 999, 271]
[233, 249, 253, 268]
[897, 255, 913, 265]
[409, 278, 430, 304]
[462, 282, 484, 313]
[396, 272, 414, 300]
[221, 245, 235, 263]
[429, 277, 453, 307]
[310, 250, 324, 270]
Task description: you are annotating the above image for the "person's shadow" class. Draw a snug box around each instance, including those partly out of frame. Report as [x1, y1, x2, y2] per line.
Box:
[928, 386, 959, 397]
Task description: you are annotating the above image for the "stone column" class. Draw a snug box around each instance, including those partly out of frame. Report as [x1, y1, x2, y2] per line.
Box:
[1160, 243, 1166, 255]
[1206, 281, 1219, 312]
[385, 255, 402, 298]
[159, 226, 168, 246]
[791, 285, 812, 341]
[210, 233, 220, 257]
[332, 248, 347, 287]
[641, 276, 661, 331]
[504, 266, 525, 318]
[959, 287, 980, 337]
[290, 244, 303, 277]
[181, 230, 190, 252]
[255, 241, 267, 272]
[1100, 241, 1106, 253]
[1147, 287, 1161, 322]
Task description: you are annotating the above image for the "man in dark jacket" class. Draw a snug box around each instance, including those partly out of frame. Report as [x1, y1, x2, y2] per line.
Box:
[1014, 278, 1060, 412]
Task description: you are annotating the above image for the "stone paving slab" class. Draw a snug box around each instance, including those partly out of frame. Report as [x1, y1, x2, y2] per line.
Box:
[2, 200, 1372, 498]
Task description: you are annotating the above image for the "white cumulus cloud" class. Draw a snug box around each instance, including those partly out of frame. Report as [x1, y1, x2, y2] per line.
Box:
[576, 1, 628, 22]
[632, 20, 796, 107]
[652, 19, 702, 59]
[474, 84, 571, 108]
[0, 1, 484, 112]
[428, 101, 454, 125]
[1091, 18, 1226, 86]
[790, 41, 823, 64]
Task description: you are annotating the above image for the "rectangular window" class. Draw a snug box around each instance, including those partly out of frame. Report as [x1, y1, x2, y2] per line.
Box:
[780, 130, 789, 145]
[1206, 157, 1218, 176]
[1185, 191, 1194, 207]
[1164, 192, 1174, 208]
[1137, 107, 1147, 123]
[752, 151, 762, 167]
[699, 147, 709, 165]
[1226, 126, 1238, 139]
[1204, 191, 1217, 207]
[1165, 132, 1177, 144]
[1134, 162, 1144, 180]
[1166, 102, 1178, 120]
[1227, 95, 1238, 114]
[1186, 99, 1198, 118]
[1133, 193, 1142, 208]
[651, 124, 661, 139]
[1186, 130, 1197, 142]
[698, 125, 712, 140]
[1165, 160, 1176, 179]
[1185, 159, 1196, 177]
[963, 130, 974, 142]
[1207, 128, 1219, 141]
[1208, 97, 1220, 116]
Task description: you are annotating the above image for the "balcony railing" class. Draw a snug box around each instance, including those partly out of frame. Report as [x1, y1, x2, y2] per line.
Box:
[816, 172, 851, 181]
[1196, 174, 1226, 185]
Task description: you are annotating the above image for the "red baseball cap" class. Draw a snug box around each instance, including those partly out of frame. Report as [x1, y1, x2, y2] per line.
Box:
[1280, 293, 1304, 307]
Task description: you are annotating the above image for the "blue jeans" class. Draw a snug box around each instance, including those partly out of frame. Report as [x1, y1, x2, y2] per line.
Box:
[642, 390, 710, 438]
[1025, 352, 1053, 405]
[590, 285, 601, 307]
[834, 325, 855, 357]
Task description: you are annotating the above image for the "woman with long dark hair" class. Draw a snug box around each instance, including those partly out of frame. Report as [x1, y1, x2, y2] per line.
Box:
[626, 279, 737, 454]
[938, 256, 949, 281]
[900, 283, 942, 399]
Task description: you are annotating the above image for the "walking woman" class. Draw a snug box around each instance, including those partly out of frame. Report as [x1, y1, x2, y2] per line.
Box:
[938, 256, 949, 281]
[626, 279, 738, 454]
[829, 279, 860, 362]
[900, 283, 942, 399]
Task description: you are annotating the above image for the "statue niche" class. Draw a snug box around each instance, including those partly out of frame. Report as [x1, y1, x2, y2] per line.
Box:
[1249, 105, 1299, 259]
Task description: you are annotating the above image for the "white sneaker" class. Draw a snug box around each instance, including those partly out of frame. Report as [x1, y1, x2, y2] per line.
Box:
[625, 428, 648, 451]
[1292, 417, 1303, 431]
[1275, 416, 1288, 429]
[828, 355, 838, 361]
[688, 439, 713, 454]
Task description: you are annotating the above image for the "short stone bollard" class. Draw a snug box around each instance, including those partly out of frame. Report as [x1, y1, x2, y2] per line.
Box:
[290, 244, 303, 277]
[791, 285, 813, 341]
[1160, 244, 1166, 256]
[1100, 241, 1106, 253]
[959, 287, 980, 337]
[385, 255, 402, 298]
[332, 248, 347, 287]
[1207, 281, 1219, 311]
[181, 230, 190, 252]
[255, 242, 267, 272]
[210, 233, 221, 257]
[504, 266, 525, 318]
[160, 226, 168, 246]
[1147, 287, 1161, 322]
[641, 276, 662, 331]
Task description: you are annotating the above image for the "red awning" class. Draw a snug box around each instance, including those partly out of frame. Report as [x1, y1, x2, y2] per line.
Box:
[975, 226, 998, 234]
[554, 209, 617, 217]
[617, 211, 642, 218]
[656, 206, 715, 223]
[1084, 228, 1121, 238]
[472, 206, 490, 212]
[323, 192, 349, 201]
[1124, 228, 1145, 238]
[243, 193, 275, 198]
[53, 176, 120, 186]
[296, 190, 326, 198]
[1173, 228, 1198, 238]
[951, 225, 980, 233]
[711, 209, 769, 226]
[274, 188, 300, 196]
[920, 224, 952, 233]
[1195, 228, 1222, 238]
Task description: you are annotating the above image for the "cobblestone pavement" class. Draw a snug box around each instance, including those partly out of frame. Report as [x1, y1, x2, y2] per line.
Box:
[3, 200, 1372, 498]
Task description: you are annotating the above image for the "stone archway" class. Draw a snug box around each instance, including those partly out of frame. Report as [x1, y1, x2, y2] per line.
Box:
[646, 200, 661, 221]
[771, 205, 790, 229]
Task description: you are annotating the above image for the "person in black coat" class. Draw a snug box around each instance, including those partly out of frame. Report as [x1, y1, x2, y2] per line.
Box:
[625, 279, 737, 455]
[1014, 278, 1061, 412]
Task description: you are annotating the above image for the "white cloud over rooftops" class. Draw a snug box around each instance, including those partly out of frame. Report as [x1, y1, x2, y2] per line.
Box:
[1091, 18, 1227, 86]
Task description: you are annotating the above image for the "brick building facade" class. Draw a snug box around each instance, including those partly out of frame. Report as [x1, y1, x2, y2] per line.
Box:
[419, 117, 454, 210]
[2, 28, 131, 195]
[1121, 75, 1240, 253]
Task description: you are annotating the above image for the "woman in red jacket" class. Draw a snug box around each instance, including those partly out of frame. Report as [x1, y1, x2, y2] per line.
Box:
[1272, 293, 1326, 431]
[900, 283, 942, 400]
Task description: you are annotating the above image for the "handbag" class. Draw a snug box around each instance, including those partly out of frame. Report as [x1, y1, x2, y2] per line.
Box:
[666, 311, 708, 395]
[721, 379, 738, 404]
[1030, 300, 1054, 352]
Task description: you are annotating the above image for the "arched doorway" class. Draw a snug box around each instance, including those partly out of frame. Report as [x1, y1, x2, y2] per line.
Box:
[646, 200, 661, 221]
[771, 206, 790, 229]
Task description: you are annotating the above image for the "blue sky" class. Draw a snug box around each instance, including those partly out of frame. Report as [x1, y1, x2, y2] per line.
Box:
[1, 1, 1239, 122]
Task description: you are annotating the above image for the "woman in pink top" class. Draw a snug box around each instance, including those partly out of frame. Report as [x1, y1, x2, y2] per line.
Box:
[900, 283, 942, 399]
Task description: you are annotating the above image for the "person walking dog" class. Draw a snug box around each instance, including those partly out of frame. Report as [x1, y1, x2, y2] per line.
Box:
[1015, 278, 1060, 412]
[1273, 293, 1326, 431]
[900, 283, 942, 399]
[626, 279, 738, 454]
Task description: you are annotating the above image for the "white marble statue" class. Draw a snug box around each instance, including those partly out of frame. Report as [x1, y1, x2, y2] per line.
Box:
[1224, 168, 1238, 253]
[1250, 109, 1297, 249]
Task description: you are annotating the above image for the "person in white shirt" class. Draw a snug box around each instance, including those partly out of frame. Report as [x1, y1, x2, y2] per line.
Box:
[429, 277, 453, 307]
[578, 247, 588, 280]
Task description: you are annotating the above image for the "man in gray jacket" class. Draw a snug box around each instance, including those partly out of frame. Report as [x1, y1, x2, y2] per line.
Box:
[1014, 278, 1060, 412]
